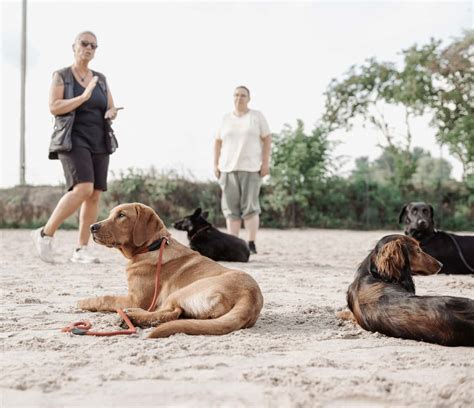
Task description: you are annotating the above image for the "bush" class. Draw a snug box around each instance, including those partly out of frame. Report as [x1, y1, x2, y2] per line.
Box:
[0, 167, 472, 231]
[103, 167, 224, 227]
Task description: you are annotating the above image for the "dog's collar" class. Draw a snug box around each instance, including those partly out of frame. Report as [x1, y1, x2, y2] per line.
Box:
[147, 236, 170, 252]
[189, 225, 211, 240]
[410, 229, 437, 243]
[368, 258, 396, 284]
[369, 264, 387, 282]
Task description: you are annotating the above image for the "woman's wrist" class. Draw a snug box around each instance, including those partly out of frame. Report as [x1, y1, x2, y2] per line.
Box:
[78, 93, 88, 103]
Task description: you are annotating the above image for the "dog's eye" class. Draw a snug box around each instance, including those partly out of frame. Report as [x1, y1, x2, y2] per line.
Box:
[423, 209, 428, 214]
[117, 213, 126, 219]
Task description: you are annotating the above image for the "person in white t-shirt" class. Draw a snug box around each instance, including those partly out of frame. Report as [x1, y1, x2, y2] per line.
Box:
[213, 86, 272, 254]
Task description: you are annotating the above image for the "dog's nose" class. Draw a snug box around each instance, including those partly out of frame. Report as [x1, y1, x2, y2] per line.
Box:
[90, 223, 101, 233]
[417, 219, 427, 227]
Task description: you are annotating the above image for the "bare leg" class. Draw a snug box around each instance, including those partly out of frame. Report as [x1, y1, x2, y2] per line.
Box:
[244, 214, 259, 242]
[226, 218, 241, 237]
[43, 183, 94, 236]
[78, 189, 101, 246]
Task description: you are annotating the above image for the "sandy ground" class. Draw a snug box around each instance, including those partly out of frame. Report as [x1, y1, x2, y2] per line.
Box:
[1, 228, 473, 408]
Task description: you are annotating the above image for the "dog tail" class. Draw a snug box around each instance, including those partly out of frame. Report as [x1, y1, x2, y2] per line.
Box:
[147, 297, 262, 339]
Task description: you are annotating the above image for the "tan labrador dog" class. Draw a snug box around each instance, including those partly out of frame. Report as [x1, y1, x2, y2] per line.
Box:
[78, 203, 263, 338]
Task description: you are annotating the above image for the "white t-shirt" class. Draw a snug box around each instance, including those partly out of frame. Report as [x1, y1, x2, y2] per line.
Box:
[216, 109, 271, 172]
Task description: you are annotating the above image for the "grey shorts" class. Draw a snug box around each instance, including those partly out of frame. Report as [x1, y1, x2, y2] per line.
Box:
[58, 146, 110, 191]
[219, 171, 262, 220]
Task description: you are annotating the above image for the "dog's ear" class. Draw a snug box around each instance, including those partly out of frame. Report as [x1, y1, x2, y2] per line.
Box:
[399, 242, 416, 292]
[193, 208, 202, 217]
[400, 243, 412, 275]
[374, 240, 405, 281]
[398, 204, 408, 224]
[201, 211, 209, 219]
[428, 204, 434, 224]
[132, 204, 161, 247]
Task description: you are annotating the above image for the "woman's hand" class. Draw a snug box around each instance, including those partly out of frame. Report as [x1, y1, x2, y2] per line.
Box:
[105, 106, 119, 120]
[82, 76, 99, 101]
[214, 166, 221, 179]
[260, 163, 270, 177]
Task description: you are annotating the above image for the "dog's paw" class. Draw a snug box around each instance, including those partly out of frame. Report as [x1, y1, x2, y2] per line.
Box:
[336, 309, 358, 324]
[121, 308, 152, 328]
[123, 307, 146, 314]
[77, 298, 94, 311]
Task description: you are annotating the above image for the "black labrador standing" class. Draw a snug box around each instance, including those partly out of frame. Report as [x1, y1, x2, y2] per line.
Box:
[399, 202, 474, 274]
[173, 208, 250, 262]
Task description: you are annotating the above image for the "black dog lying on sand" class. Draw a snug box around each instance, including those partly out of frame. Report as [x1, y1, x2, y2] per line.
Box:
[399, 202, 474, 275]
[173, 208, 250, 262]
[340, 234, 474, 347]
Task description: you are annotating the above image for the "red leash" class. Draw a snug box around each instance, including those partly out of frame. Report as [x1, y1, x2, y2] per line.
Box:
[146, 237, 168, 312]
[61, 308, 137, 336]
[61, 237, 168, 336]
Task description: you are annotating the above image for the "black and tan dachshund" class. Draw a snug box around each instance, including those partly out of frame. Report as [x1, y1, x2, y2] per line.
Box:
[399, 202, 474, 274]
[339, 235, 474, 347]
[173, 208, 250, 262]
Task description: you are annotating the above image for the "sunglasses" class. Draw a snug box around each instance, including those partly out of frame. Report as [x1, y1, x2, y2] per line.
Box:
[79, 40, 98, 50]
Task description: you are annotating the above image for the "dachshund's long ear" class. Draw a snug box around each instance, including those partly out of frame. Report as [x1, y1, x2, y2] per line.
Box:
[398, 204, 408, 224]
[133, 204, 161, 247]
[374, 240, 405, 281]
[400, 244, 412, 275]
[399, 243, 416, 292]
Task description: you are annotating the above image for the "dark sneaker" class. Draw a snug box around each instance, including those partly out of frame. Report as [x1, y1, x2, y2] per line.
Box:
[248, 241, 257, 254]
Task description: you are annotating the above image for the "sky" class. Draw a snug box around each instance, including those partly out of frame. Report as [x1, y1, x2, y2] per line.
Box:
[1, 0, 472, 188]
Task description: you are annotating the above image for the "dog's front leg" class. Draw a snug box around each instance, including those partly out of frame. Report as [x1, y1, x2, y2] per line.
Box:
[78, 295, 141, 312]
[336, 309, 358, 324]
[123, 306, 183, 328]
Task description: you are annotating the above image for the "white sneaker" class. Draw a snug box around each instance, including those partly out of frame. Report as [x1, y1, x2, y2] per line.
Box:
[70, 246, 100, 264]
[30, 227, 56, 263]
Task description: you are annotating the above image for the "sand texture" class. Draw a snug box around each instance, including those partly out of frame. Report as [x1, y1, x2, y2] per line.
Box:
[1, 228, 473, 407]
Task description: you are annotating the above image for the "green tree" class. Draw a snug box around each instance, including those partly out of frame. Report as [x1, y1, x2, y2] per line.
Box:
[424, 31, 473, 177]
[410, 150, 453, 189]
[265, 120, 331, 227]
[322, 30, 474, 180]
[322, 59, 416, 193]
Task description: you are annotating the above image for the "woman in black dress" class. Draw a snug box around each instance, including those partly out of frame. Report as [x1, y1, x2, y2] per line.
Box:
[31, 31, 120, 264]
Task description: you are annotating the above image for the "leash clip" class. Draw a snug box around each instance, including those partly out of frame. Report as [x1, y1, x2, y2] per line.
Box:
[71, 327, 89, 336]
